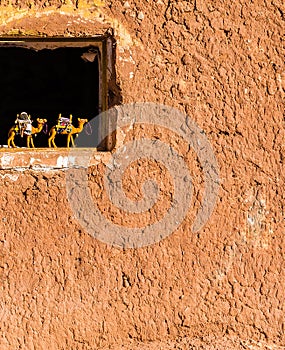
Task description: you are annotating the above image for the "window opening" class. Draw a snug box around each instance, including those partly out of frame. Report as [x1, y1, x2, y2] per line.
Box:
[0, 37, 112, 149]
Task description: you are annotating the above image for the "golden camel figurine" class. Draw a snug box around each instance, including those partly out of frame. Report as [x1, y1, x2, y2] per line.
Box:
[48, 117, 88, 148]
[7, 118, 47, 148]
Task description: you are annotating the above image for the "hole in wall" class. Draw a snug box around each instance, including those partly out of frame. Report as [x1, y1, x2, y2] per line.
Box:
[0, 46, 100, 147]
[0, 34, 121, 149]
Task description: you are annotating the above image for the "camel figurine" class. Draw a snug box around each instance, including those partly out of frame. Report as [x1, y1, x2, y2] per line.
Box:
[48, 116, 88, 148]
[8, 118, 47, 148]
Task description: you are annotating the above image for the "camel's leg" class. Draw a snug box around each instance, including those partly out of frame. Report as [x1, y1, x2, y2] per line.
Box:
[67, 134, 74, 148]
[48, 130, 53, 147]
[70, 135, 75, 148]
[49, 137, 57, 148]
[11, 135, 16, 148]
[7, 131, 12, 148]
[52, 136, 57, 148]
[8, 132, 16, 148]
[28, 136, 35, 148]
[48, 129, 57, 148]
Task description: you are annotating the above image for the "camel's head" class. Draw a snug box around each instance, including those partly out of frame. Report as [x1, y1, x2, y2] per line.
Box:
[37, 118, 47, 124]
[78, 118, 88, 124]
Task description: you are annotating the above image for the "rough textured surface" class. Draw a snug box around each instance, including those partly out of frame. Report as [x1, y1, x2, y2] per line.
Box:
[0, 0, 285, 349]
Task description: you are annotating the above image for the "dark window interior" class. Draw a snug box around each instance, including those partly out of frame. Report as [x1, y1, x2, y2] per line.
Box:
[0, 46, 100, 147]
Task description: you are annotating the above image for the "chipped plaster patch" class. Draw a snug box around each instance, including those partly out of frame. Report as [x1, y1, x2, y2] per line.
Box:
[0, 154, 14, 168]
[56, 156, 69, 168]
[0, 173, 19, 181]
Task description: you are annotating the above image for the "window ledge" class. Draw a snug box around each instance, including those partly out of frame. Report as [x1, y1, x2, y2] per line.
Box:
[0, 148, 111, 171]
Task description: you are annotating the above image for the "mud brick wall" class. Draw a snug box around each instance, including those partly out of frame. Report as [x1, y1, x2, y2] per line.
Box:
[0, 1, 284, 349]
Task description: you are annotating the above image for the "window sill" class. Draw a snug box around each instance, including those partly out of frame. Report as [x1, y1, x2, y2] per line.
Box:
[0, 148, 111, 171]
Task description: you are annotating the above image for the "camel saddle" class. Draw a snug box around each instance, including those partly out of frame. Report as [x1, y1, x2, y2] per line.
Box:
[56, 116, 72, 134]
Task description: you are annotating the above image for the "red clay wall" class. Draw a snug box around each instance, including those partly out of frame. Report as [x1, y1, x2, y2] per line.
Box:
[0, 1, 284, 349]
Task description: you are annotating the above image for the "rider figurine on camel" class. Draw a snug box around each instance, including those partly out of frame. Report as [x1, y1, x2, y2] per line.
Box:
[56, 113, 72, 133]
[14, 112, 32, 138]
